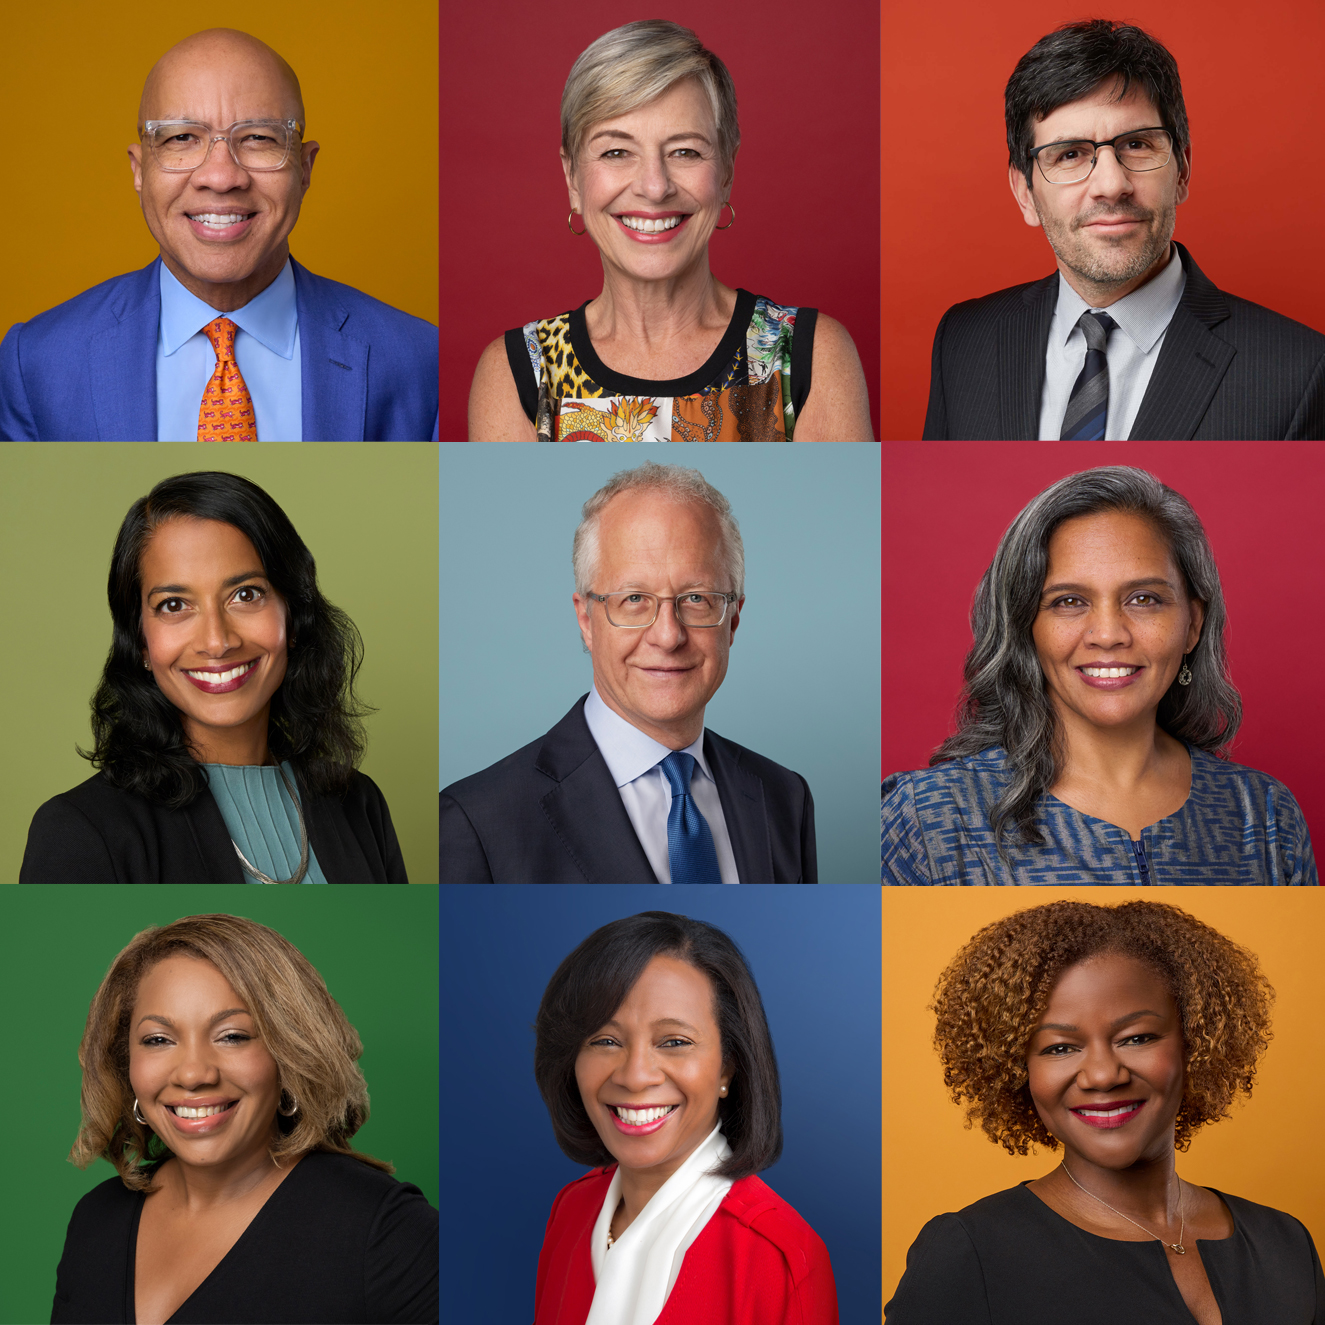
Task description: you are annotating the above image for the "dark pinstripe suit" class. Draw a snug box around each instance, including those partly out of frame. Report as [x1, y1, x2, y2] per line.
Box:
[923, 243, 1325, 440]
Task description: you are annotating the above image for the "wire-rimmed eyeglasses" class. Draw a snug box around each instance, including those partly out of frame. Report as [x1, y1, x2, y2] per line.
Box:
[141, 119, 303, 172]
[1029, 127, 1173, 184]
[586, 590, 739, 629]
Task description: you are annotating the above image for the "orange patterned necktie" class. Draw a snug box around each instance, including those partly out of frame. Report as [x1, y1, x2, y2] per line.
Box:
[197, 317, 257, 442]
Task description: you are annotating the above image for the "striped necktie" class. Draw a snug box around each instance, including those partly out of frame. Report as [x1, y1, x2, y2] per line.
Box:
[1059, 310, 1116, 441]
[197, 317, 258, 442]
[658, 751, 722, 884]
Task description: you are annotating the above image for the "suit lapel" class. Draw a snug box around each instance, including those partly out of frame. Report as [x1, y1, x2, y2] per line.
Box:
[293, 259, 368, 441]
[183, 790, 247, 884]
[536, 700, 657, 883]
[999, 275, 1056, 439]
[704, 732, 770, 884]
[1128, 244, 1235, 440]
[89, 261, 159, 441]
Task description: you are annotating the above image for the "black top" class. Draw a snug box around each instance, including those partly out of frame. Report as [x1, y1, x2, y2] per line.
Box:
[50, 1151, 439, 1324]
[886, 1183, 1324, 1324]
[20, 769, 409, 884]
[438, 696, 817, 883]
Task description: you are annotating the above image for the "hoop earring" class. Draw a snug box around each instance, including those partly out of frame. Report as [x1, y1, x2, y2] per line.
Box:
[1177, 654, 1193, 686]
[715, 201, 736, 230]
[567, 211, 587, 236]
[133, 1098, 148, 1125]
[278, 1089, 300, 1118]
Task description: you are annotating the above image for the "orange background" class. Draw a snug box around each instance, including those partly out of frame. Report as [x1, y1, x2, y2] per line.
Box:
[880, 0, 1325, 439]
[0, 0, 437, 338]
[881, 888, 1325, 1305]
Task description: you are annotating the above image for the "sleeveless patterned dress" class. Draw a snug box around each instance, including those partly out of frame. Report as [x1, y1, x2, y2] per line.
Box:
[503, 289, 816, 442]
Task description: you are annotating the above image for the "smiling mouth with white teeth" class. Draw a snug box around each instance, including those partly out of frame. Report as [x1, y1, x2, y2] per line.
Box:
[187, 212, 257, 228]
[1080, 666, 1141, 678]
[185, 661, 257, 684]
[616, 215, 685, 233]
[613, 1105, 677, 1124]
[168, 1101, 237, 1119]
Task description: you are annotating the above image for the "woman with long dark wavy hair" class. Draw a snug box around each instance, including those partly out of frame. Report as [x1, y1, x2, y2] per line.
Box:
[21, 471, 407, 884]
[881, 466, 1316, 885]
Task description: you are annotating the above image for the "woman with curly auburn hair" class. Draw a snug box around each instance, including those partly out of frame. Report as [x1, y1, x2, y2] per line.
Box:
[20, 471, 407, 884]
[885, 900, 1323, 1325]
[51, 914, 438, 1324]
[881, 466, 1317, 885]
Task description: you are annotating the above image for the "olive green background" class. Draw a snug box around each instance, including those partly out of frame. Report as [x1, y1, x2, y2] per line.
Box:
[0, 444, 438, 885]
[0, 885, 439, 1325]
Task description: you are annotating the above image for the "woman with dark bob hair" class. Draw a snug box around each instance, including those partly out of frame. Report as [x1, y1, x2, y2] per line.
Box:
[51, 913, 438, 1323]
[881, 465, 1316, 884]
[532, 911, 837, 1324]
[886, 900, 1323, 1324]
[21, 471, 407, 884]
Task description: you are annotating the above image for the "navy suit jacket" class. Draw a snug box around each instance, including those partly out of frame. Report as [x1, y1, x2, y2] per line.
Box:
[0, 257, 438, 441]
[923, 243, 1325, 440]
[438, 697, 818, 884]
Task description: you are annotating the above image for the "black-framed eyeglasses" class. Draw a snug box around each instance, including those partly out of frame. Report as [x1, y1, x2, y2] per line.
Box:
[586, 590, 739, 629]
[1029, 127, 1173, 184]
[140, 119, 303, 172]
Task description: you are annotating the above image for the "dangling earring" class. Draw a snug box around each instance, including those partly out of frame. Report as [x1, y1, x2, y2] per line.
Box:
[567, 211, 587, 236]
[133, 1097, 148, 1125]
[1177, 654, 1193, 686]
[715, 201, 736, 230]
[278, 1089, 300, 1117]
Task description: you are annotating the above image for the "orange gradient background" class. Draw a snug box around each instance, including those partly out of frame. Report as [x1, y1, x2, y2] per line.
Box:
[0, 1, 437, 338]
[880, 0, 1325, 438]
[881, 888, 1325, 1306]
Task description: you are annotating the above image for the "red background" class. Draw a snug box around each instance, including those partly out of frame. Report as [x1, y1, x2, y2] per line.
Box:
[880, 441, 1325, 857]
[441, 0, 880, 441]
[880, 0, 1325, 440]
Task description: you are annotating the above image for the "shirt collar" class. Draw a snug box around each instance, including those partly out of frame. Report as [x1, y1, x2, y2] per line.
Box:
[1052, 243, 1187, 354]
[583, 686, 711, 789]
[158, 258, 298, 359]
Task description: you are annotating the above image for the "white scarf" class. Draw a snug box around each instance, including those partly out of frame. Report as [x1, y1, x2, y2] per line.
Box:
[585, 1126, 733, 1325]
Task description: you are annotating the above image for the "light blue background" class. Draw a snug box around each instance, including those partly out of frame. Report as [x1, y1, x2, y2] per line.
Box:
[438, 444, 880, 884]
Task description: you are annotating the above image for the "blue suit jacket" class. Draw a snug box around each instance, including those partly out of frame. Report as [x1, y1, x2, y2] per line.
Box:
[0, 258, 438, 441]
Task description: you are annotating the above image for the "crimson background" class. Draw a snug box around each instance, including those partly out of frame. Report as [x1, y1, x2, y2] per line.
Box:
[440, 1, 880, 441]
[880, 0, 1325, 439]
[880, 441, 1325, 856]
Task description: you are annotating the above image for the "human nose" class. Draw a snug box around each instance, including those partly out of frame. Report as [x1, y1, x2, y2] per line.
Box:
[1076, 1039, 1130, 1090]
[642, 598, 687, 649]
[634, 149, 675, 202]
[194, 604, 243, 657]
[1085, 602, 1132, 649]
[172, 1035, 223, 1089]
[188, 134, 252, 191]
[613, 1040, 666, 1094]
[1086, 143, 1134, 199]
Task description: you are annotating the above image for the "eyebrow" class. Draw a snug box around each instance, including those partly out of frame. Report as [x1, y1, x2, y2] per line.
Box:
[1035, 1009, 1163, 1034]
[136, 1007, 251, 1030]
[1041, 577, 1178, 595]
[610, 580, 718, 592]
[146, 570, 268, 597]
[598, 1016, 702, 1033]
[587, 129, 713, 146]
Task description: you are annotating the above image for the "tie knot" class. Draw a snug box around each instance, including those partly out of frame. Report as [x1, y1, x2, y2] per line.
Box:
[1077, 309, 1116, 352]
[203, 316, 239, 361]
[659, 750, 697, 797]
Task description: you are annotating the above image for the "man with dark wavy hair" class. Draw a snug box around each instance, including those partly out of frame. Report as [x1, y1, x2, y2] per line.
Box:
[923, 20, 1325, 441]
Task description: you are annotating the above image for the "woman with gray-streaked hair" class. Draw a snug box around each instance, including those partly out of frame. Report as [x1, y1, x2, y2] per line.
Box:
[881, 466, 1317, 885]
[467, 19, 872, 444]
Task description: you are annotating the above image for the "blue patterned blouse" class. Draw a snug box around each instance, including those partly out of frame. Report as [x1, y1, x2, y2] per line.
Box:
[881, 746, 1317, 886]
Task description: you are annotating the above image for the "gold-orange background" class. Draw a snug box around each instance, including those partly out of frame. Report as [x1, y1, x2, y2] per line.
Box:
[0, 1, 437, 337]
[881, 888, 1325, 1306]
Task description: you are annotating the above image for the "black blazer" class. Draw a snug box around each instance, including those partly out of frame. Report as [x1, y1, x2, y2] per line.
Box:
[923, 242, 1325, 440]
[438, 696, 817, 883]
[50, 1150, 439, 1324]
[20, 769, 408, 884]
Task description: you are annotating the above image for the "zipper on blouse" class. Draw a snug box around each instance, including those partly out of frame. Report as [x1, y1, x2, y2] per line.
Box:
[1131, 837, 1151, 885]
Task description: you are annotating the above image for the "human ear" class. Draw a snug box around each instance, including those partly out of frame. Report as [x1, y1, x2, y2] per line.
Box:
[1008, 162, 1041, 228]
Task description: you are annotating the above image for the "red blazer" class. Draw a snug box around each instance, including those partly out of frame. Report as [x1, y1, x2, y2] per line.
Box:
[534, 1166, 839, 1325]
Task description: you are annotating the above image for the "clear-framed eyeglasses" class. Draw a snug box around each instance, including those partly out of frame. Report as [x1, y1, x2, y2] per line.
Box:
[1029, 127, 1174, 184]
[587, 590, 739, 629]
[140, 119, 303, 172]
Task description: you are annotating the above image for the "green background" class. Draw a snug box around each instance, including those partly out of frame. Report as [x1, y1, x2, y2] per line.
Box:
[0, 885, 439, 1325]
[0, 444, 439, 885]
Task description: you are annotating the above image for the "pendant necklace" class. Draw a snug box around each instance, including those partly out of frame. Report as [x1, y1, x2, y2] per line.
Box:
[1061, 1162, 1186, 1254]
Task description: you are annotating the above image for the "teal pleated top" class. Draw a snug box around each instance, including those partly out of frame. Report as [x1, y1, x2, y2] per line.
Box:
[204, 762, 329, 885]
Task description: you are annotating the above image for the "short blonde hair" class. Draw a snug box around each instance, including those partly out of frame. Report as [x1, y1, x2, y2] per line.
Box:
[70, 914, 391, 1191]
[561, 21, 739, 173]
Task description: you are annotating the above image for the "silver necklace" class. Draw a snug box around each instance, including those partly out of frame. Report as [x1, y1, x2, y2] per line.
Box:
[230, 761, 310, 885]
[1061, 1162, 1186, 1254]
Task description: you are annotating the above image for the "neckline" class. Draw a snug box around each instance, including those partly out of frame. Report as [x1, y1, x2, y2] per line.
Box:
[567, 288, 756, 397]
[127, 1152, 308, 1323]
[1018, 1179, 1236, 1247]
[1042, 742, 1200, 843]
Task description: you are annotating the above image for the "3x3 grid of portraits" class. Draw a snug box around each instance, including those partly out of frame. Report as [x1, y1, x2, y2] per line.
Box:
[1, 1, 1322, 1322]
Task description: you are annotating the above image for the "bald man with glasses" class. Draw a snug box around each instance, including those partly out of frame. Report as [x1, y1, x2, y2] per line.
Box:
[0, 28, 437, 441]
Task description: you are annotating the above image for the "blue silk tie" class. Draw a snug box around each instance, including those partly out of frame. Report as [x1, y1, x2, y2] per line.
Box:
[1059, 310, 1117, 441]
[659, 751, 722, 884]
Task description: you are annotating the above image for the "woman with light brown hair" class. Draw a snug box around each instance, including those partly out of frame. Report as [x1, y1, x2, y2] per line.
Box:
[50, 914, 438, 1324]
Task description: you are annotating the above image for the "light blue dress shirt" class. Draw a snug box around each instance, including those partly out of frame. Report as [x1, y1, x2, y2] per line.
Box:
[204, 762, 329, 884]
[156, 259, 302, 442]
[583, 686, 739, 884]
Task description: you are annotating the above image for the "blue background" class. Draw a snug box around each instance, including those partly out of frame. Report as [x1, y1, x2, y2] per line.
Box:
[439, 884, 881, 1322]
[438, 444, 881, 884]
